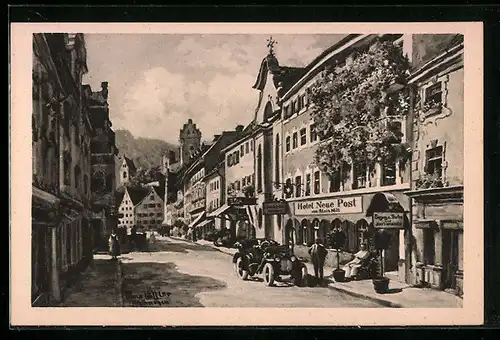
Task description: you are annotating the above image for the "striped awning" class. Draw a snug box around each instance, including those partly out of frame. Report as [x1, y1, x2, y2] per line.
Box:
[207, 204, 231, 218]
[188, 211, 206, 228]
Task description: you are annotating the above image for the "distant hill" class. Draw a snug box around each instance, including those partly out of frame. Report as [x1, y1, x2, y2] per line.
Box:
[115, 129, 179, 170]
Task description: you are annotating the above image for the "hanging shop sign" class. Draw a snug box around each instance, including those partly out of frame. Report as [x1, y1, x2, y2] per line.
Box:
[294, 196, 363, 216]
[373, 212, 404, 229]
[263, 201, 288, 215]
[227, 196, 257, 206]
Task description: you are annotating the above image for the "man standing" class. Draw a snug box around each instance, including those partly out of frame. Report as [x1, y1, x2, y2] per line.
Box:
[309, 238, 328, 283]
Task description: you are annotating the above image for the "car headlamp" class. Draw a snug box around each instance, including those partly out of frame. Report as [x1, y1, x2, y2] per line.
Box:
[290, 256, 297, 262]
[274, 257, 281, 262]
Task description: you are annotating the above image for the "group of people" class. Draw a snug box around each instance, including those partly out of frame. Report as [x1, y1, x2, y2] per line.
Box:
[308, 238, 371, 283]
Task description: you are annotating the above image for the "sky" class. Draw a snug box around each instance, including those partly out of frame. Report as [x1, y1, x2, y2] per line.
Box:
[83, 34, 346, 145]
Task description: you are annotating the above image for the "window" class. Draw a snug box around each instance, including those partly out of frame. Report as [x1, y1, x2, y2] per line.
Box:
[227, 154, 232, 167]
[275, 134, 280, 183]
[425, 82, 443, 106]
[300, 128, 307, 146]
[310, 124, 317, 143]
[285, 136, 291, 152]
[150, 195, 154, 200]
[426, 146, 443, 177]
[285, 178, 293, 198]
[292, 132, 298, 149]
[250, 140, 254, 151]
[295, 176, 302, 197]
[242, 177, 246, 187]
[423, 228, 436, 265]
[383, 162, 396, 186]
[329, 171, 341, 193]
[305, 174, 311, 196]
[314, 171, 320, 194]
[240, 145, 244, 156]
[245, 142, 249, 154]
[354, 162, 367, 189]
[257, 145, 263, 192]
[297, 95, 303, 111]
[291, 101, 296, 114]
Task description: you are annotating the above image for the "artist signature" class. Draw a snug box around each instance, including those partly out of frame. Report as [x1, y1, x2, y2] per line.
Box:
[125, 289, 172, 306]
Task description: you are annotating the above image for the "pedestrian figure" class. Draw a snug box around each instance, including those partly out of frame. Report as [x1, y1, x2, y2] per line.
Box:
[130, 225, 138, 251]
[308, 238, 328, 284]
[149, 231, 156, 244]
[108, 230, 121, 260]
[343, 243, 370, 280]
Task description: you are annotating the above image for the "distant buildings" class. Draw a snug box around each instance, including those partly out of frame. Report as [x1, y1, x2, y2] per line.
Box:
[116, 186, 165, 233]
[32, 33, 118, 306]
[117, 156, 137, 187]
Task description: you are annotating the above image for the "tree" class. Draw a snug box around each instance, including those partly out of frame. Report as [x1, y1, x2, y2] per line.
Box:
[309, 37, 412, 183]
[126, 165, 163, 188]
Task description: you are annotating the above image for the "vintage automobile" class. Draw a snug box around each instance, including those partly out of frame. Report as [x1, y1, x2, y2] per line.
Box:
[233, 239, 308, 287]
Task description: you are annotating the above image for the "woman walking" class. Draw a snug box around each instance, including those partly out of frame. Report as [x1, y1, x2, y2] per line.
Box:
[108, 229, 121, 260]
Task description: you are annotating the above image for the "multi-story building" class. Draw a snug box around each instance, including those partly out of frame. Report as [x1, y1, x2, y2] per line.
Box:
[32, 33, 94, 306]
[404, 34, 464, 296]
[275, 34, 413, 277]
[116, 185, 164, 233]
[202, 160, 225, 236]
[85, 81, 119, 250]
[183, 128, 244, 235]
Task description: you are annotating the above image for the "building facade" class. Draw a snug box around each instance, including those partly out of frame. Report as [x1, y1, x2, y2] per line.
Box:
[405, 34, 464, 296]
[32, 33, 94, 306]
[85, 81, 119, 250]
[277, 34, 413, 277]
[133, 186, 165, 232]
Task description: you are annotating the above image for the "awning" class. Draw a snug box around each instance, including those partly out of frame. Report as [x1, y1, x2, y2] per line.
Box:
[195, 219, 212, 228]
[366, 192, 405, 217]
[188, 211, 206, 228]
[207, 204, 231, 218]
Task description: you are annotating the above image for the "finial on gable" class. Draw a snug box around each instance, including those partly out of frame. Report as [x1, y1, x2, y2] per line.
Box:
[267, 36, 277, 56]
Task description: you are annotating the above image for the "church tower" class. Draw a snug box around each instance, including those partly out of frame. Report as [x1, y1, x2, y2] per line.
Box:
[179, 119, 201, 166]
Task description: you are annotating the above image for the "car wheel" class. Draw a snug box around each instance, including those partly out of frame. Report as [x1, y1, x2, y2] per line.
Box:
[263, 263, 275, 286]
[294, 265, 308, 287]
[235, 257, 249, 280]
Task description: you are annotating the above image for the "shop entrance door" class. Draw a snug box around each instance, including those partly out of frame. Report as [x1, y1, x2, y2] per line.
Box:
[442, 229, 460, 290]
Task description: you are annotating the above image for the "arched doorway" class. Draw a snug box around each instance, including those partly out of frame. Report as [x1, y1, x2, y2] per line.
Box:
[299, 219, 308, 245]
[366, 192, 405, 273]
[318, 219, 331, 246]
[340, 220, 357, 252]
[356, 218, 370, 249]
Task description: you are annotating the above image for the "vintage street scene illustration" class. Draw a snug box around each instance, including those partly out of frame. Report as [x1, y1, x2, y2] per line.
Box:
[31, 32, 465, 308]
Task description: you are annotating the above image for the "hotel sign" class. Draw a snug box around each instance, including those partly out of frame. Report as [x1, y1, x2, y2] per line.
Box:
[373, 212, 404, 229]
[294, 197, 362, 216]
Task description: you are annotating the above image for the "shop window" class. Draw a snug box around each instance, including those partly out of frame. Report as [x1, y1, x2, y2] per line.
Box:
[305, 174, 311, 196]
[292, 132, 298, 149]
[295, 176, 302, 197]
[300, 128, 307, 146]
[310, 123, 317, 143]
[425, 145, 443, 178]
[314, 171, 320, 194]
[423, 228, 436, 265]
[285, 136, 291, 152]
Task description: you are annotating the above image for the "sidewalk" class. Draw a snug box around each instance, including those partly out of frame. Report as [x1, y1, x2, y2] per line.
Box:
[58, 254, 123, 307]
[172, 236, 463, 308]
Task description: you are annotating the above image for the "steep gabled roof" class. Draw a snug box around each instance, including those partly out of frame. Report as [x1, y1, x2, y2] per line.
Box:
[153, 185, 165, 201]
[126, 187, 150, 206]
[123, 156, 137, 173]
[115, 191, 125, 206]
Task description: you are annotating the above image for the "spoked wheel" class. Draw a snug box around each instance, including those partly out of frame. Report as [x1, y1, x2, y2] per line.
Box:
[235, 257, 249, 280]
[263, 263, 275, 286]
[293, 265, 308, 287]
